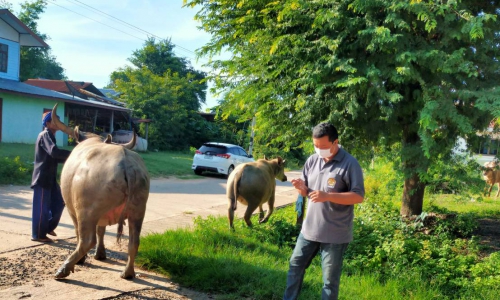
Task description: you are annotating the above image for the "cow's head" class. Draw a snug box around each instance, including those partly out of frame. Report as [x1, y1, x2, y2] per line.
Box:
[274, 156, 287, 182]
[51, 103, 136, 149]
[483, 161, 499, 178]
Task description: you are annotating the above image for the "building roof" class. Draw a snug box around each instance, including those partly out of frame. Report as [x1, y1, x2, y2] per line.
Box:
[24, 79, 125, 107]
[0, 77, 129, 112]
[0, 9, 48, 48]
[25, 79, 94, 94]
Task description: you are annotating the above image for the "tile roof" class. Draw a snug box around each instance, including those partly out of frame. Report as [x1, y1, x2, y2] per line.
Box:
[24, 79, 94, 94]
[0, 77, 129, 112]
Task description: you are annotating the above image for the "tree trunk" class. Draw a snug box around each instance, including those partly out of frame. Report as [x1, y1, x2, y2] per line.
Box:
[400, 173, 426, 216]
[400, 108, 427, 216]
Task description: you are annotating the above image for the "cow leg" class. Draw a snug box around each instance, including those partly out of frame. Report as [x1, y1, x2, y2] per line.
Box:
[67, 211, 86, 265]
[244, 202, 259, 227]
[55, 221, 97, 279]
[258, 205, 264, 221]
[487, 184, 493, 197]
[228, 198, 235, 230]
[121, 214, 145, 279]
[259, 194, 275, 224]
[94, 225, 107, 260]
[496, 183, 500, 198]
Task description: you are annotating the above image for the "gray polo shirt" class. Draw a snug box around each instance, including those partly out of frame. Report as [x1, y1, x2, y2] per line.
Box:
[301, 147, 365, 244]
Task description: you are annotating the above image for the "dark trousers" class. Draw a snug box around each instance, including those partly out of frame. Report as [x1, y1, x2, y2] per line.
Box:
[31, 183, 65, 239]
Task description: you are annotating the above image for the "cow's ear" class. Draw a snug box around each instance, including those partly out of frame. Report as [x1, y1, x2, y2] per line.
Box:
[283, 159, 286, 165]
[277, 156, 283, 165]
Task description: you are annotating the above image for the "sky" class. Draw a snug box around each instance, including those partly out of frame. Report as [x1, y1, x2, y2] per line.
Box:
[6, 0, 220, 110]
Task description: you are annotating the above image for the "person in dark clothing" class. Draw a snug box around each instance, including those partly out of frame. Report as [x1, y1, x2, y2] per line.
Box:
[31, 111, 71, 243]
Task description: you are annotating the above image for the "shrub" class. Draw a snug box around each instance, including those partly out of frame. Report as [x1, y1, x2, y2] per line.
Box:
[0, 156, 32, 185]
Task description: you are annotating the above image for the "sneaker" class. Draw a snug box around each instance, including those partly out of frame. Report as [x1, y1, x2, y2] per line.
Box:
[48, 231, 57, 236]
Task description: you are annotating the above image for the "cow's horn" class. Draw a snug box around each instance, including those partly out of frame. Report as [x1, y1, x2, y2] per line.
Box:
[104, 134, 112, 144]
[122, 131, 136, 150]
[51, 103, 74, 138]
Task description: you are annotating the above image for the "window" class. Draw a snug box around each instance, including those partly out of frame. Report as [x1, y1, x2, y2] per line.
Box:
[476, 137, 499, 155]
[0, 43, 7, 73]
[238, 148, 249, 157]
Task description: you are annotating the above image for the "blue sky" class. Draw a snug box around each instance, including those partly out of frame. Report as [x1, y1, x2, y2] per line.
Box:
[7, 0, 220, 110]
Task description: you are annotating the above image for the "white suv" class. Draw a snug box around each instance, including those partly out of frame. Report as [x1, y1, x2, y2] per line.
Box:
[192, 142, 255, 177]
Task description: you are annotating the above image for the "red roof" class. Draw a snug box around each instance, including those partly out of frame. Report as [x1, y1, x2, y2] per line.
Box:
[24, 79, 93, 94]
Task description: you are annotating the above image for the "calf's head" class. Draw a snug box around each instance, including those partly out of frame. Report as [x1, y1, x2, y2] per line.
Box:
[273, 156, 287, 182]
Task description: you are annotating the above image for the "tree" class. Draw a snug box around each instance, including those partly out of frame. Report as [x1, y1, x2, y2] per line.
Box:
[186, 0, 500, 215]
[110, 38, 208, 150]
[0, 0, 66, 80]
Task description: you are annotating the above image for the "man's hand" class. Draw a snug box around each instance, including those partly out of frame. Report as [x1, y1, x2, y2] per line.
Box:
[291, 178, 308, 197]
[308, 190, 329, 203]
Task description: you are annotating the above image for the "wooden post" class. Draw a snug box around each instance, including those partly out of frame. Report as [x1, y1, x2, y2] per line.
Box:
[110, 110, 114, 133]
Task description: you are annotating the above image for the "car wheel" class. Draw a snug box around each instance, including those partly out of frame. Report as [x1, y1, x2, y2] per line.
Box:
[227, 165, 235, 178]
[194, 169, 203, 176]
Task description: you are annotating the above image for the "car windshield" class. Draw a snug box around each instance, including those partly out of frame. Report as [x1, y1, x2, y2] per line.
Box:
[199, 145, 227, 155]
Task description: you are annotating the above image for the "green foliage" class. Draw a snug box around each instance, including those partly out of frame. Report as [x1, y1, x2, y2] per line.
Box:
[110, 38, 211, 151]
[0, 156, 32, 185]
[186, 0, 500, 215]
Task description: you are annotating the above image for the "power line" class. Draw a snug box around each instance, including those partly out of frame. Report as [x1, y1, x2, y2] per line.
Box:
[68, 0, 197, 56]
[58, 0, 198, 58]
[46, 0, 145, 42]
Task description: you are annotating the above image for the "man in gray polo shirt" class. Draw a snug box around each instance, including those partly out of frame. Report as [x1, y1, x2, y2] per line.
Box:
[283, 122, 365, 300]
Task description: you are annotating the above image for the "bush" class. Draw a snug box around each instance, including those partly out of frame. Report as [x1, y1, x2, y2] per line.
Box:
[0, 156, 32, 185]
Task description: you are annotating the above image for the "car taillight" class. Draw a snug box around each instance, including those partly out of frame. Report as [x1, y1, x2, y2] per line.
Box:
[217, 153, 231, 159]
[195, 150, 202, 154]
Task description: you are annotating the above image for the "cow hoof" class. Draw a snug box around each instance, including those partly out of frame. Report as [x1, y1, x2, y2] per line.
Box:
[76, 254, 87, 265]
[54, 265, 73, 279]
[120, 270, 135, 280]
[94, 251, 106, 261]
[259, 218, 269, 224]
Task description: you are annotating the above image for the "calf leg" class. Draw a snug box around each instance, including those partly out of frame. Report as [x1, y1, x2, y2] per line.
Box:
[55, 221, 97, 279]
[487, 184, 493, 197]
[244, 202, 259, 227]
[496, 183, 500, 198]
[259, 194, 275, 224]
[94, 225, 107, 260]
[258, 205, 264, 221]
[228, 197, 235, 230]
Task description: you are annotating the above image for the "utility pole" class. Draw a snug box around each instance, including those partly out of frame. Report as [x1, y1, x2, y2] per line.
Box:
[248, 115, 256, 156]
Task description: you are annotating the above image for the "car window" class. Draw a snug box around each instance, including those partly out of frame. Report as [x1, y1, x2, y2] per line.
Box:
[238, 148, 249, 157]
[199, 145, 227, 155]
[229, 147, 240, 155]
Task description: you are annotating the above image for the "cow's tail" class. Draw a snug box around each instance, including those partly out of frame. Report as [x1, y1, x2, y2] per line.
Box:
[116, 202, 128, 244]
[230, 167, 244, 211]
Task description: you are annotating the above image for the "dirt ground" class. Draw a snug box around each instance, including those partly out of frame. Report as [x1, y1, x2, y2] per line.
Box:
[0, 237, 216, 300]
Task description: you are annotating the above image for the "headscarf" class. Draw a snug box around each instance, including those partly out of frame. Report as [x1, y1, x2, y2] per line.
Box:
[42, 112, 52, 127]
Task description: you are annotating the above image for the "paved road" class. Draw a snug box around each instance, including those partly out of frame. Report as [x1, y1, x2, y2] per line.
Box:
[0, 172, 301, 299]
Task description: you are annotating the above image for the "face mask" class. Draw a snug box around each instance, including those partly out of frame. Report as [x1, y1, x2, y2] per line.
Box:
[314, 146, 332, 159]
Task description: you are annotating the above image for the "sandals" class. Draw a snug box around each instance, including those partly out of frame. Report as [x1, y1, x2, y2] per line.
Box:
[31, 237, 54, 243]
